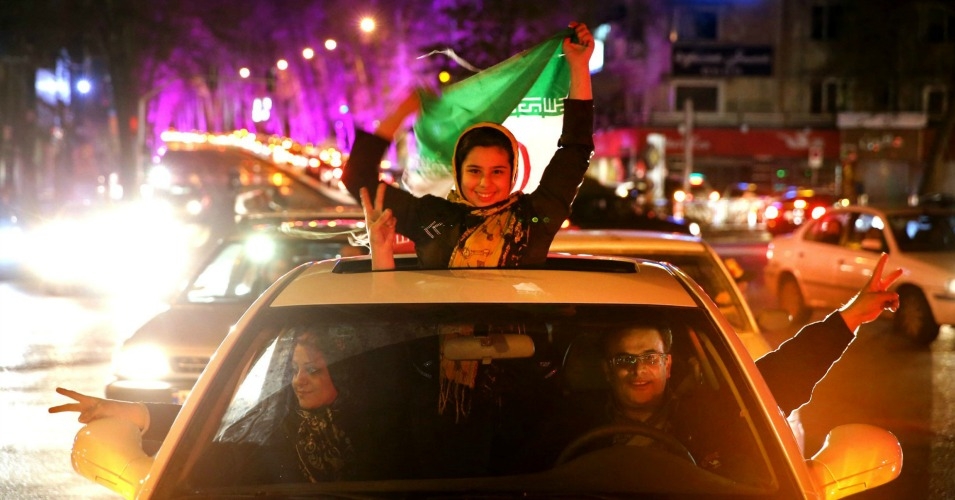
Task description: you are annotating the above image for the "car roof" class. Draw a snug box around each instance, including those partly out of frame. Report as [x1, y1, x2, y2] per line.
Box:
[550, 229, 709, 255]
[237, 209, 364, 226]
[269, 255, 700, 308]
[232, 210, 366, 238]
[830, 204, 955, 216]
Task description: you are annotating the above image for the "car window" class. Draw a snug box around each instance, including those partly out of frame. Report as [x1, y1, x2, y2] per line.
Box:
[597, 251, 753, 333]
[658, 254, 752, 333]
[171, 304, 786, 496]
[845, 213, 886, 252]
[188, 242, 246, 301]
[888, 212, 955, 252]
[803, 212, 848, 245]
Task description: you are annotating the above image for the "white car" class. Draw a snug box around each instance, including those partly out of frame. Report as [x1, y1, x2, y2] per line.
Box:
[106, 211, 367, 403]
[550, 229, 786, 359]
[70, 254, 899, 499]
[764, 204, 955, 345]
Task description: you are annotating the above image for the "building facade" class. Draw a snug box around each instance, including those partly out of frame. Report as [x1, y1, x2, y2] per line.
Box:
[590, 0, 955, 206]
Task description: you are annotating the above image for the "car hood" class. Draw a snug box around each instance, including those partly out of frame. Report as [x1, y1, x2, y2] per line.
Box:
[124, 302, 252, 350]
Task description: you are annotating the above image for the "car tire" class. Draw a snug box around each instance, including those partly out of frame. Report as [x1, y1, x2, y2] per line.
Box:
[778, 276, 810, 324]
[894, 286, 939, 345]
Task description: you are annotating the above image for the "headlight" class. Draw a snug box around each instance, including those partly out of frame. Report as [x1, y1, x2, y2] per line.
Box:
[0, 225, 24, 263]
[185, 198, 204, 216]
[114, 345, 170, 380]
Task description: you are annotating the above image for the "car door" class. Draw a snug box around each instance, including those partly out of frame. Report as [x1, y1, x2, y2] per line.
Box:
[832, 211, 885, 298]
[793, 212, 854, 309]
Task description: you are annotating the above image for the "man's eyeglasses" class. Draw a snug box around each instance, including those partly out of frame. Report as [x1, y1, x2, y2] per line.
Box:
[609, 352, 668, 370]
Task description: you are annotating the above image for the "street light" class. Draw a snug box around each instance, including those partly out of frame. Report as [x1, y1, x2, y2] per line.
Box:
[76, 78, 92, 95]
[359, 16, 376, 33]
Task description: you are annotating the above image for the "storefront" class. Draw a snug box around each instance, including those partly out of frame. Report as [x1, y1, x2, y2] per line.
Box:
[591, 126, 842, 198]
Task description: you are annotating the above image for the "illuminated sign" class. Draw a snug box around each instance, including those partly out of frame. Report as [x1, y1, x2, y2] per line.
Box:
[672, 45, 773, 77]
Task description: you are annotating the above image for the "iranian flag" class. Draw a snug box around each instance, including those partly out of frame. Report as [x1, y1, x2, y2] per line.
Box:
[407, 29, 571, 197]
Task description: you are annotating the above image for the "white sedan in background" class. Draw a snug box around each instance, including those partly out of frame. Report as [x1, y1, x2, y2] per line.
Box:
[765, 204, 955, 345]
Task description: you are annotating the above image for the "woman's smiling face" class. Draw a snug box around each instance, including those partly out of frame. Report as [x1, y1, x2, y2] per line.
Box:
[291, 344, 338, 410]
[459, 145, 512, 207]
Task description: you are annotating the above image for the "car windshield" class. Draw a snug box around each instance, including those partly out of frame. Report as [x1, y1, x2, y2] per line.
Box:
[655, 253, 753, 333]
[590, 251, 753, 333]
[888, 211, 955, 252]
[185, 236, 366, 303]
[168, 303, 788, 497]
[156, 149, 354, 211]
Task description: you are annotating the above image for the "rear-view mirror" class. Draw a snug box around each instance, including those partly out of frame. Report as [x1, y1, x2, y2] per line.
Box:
[442, 333, 535, 363]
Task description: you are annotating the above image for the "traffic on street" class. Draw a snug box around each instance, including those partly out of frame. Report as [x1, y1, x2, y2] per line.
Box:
[3, 1, 955, 498]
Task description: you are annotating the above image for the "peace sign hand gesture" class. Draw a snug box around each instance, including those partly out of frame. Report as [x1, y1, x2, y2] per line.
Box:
[48, 387, 149, 430]
[838, 253, 904, 333]
[360, 184, 396, 270]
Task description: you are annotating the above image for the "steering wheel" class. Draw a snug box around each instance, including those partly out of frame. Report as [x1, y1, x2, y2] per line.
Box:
[555, 424, 696, 466]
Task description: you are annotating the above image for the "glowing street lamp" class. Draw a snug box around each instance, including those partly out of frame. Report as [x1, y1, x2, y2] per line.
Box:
[276, 59, 289, 71]
[324, 39, 337, 51]
[302, 47, 315, 60]
[359, 16, 376, 33]
[239, 67, 251, 78]
[76, 78, 92, 95]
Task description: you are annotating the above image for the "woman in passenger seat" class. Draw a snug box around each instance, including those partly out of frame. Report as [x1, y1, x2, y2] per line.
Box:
[51, 328, 362, 483]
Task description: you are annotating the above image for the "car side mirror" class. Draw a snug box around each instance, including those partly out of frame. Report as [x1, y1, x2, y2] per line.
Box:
[806, 423, 902, 499]
[71, 417, 154, 499]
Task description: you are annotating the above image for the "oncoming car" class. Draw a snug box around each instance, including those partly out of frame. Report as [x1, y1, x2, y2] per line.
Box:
[71, 255, 900, 499]
[106, 211, 368, 403]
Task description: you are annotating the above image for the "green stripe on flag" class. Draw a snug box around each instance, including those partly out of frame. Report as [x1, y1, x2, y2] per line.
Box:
[413, 29, 571, 176]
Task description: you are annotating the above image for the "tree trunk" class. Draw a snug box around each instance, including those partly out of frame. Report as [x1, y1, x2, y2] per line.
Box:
[113, 73, 138, 199]
[923, 102, 955, 195]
